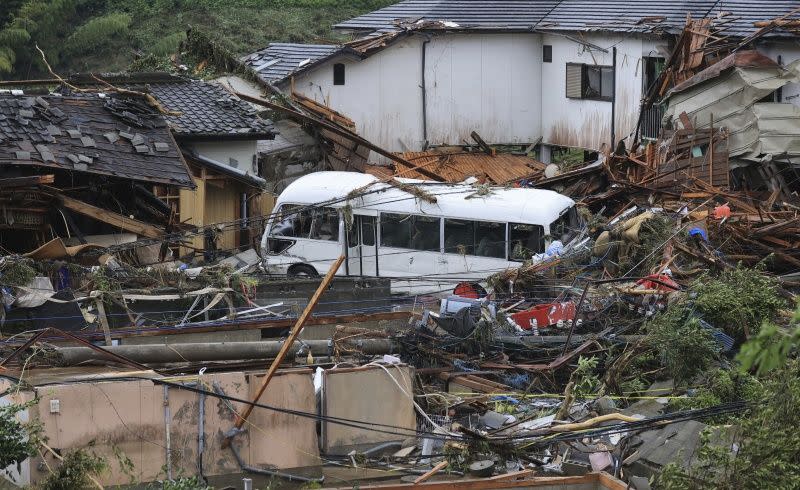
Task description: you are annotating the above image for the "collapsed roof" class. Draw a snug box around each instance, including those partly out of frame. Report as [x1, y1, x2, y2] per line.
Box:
[0, 93, 194, 187]
[66, 73, 275, 140]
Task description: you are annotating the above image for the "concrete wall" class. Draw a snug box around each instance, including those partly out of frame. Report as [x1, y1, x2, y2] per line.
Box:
[20, 370, 319, 486]
[291, 33, 543, 153]
[540, 33, 659, 151]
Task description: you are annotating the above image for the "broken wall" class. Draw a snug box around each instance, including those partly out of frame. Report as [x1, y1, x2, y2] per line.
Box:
[664, 59, 800, 162]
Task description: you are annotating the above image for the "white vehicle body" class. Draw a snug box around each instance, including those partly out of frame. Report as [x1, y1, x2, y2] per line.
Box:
[260, 171, 579, 294]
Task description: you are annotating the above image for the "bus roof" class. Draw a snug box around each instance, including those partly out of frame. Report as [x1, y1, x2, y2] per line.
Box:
[277, 171, 575, 225]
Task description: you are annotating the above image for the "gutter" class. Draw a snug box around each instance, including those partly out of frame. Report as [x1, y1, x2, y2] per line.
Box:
[421, 34, 432, 147]
[183, 150, 267, 189]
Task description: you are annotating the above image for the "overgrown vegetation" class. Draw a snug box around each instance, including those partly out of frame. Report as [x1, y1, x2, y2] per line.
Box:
[645, 303, 720, 386]
[654, 358, 800, 489]
[0, 398, 41, 472]
[0, 0, 396, 77]
[40, 448, 107, 490]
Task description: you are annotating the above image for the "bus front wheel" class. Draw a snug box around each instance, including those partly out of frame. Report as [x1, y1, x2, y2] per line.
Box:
[288, 264, 319, 278]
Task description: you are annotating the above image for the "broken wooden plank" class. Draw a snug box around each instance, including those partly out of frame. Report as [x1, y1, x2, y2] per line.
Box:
[57, 194, 165, 238]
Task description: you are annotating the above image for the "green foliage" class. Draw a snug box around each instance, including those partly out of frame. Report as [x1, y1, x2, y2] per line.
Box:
[737, 303, 800, 376]
[154, 475, 212, 490]
[1, 0, 397, 76]
[66, 12, 132, 55]
[692, 267, 785, 340]
[654, 359, 800, 489]
[151, 31, 186, 56]
[0, 398, 42, 470]
[669, 368, 762, 422]
[645, 303, 720, 385]
[0, 259, 36, 287]
[40, 448, 108, 490]
[572, 355, 600, 398]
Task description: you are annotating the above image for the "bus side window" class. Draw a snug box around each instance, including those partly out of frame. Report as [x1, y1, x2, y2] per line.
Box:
[444, 219, 474, 254]
[360, 216, 376, 246]
[309, 207, 339, 241]
[410, 215, 440, 251]
[380, 213, 412, 248]
[509, 223, 545, 261]
[445, 219, 505, 258]
[474, 221, 505, 259]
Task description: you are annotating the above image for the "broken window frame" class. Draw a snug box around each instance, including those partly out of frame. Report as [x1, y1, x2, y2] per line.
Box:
[566, 63, 614, 102]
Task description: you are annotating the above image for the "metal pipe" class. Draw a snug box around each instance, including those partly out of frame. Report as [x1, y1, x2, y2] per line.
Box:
[164, 385, 172, 480]
[56, 339, 397, 365]
[610, 46, 617, 150]
[421, 35, 432, 146]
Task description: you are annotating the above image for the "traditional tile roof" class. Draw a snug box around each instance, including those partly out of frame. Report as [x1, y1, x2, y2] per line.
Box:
[241, 43, 353, 86]
[335, 0, 800, 38]
[144, 79, 275, 140]
[65, 73, 275, 140]
[0, 93, 195, 187]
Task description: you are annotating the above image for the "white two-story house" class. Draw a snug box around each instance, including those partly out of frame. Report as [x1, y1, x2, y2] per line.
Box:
[243, 0, 800, 162]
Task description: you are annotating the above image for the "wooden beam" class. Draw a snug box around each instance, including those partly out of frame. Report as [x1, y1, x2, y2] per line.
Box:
[57, 194, 165, 238]
[233, 92, 446, 182]
[414, 461, 448, 484]
[224, 255, 345, 444]
[0, 175, 55, 188]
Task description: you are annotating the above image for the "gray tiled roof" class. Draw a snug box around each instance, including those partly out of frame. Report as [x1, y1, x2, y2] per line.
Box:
[335, 0, 800, 37]
[0, 94, 194, 187]
[146, 79, 275, 139]
[241, 43, 347, 85]
[65, 73, 274, 139]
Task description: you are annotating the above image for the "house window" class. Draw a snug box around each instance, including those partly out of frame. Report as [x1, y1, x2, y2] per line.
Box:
[566, 63, 614, 101]
[543, 45, 552, 63]
[333, 63, 345, 85]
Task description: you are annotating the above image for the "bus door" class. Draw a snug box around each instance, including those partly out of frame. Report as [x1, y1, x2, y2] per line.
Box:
[349, 214, 377, 276]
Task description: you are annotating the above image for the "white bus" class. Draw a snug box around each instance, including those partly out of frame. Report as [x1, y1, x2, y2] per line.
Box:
[260, 171, 580, 293]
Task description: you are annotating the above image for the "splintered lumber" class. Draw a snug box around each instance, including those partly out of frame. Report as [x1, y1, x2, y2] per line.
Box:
[0, 175, 55, 188]
[57, 194, 165, 238]
[414, 461, 449, 484]
[224, 255, 344, 443]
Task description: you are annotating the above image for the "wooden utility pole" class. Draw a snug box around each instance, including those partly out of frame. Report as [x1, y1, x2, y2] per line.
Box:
[223, 255, 344, 446]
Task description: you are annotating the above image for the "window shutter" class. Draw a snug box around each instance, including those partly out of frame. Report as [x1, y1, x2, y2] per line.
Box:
[566, 64, 583, 98]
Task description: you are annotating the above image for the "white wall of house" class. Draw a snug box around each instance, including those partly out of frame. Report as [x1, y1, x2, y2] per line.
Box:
[540, 33, 660, 151]
[290, 33, 543, 153]
[758, 40, 800, 105]
[292, 38, 424, 153]
[289, 32, 669, 154]
[424, 33, 542, 146]
[185, 140, 259, 173]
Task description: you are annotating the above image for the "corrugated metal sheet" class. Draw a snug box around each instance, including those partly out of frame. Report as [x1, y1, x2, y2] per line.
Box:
[397, 149, 545, 183]
[335, 0, 800, 38]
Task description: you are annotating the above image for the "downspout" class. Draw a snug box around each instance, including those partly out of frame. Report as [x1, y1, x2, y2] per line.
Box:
[610, 46, 617, 150]
[421, 34, 432, 147]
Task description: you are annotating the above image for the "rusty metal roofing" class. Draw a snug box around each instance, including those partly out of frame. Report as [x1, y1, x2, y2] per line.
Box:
[0, 93, 194, 187]
[336, 0, 800, 38]
[397, 148, 545, 183]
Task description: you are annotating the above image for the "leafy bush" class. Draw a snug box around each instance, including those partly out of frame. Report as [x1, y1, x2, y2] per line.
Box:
[692, 267, 785, 340]
[40, 449, 107, 490]
[645, 303, 720, 386]
[654, 359, 800, 489]
[0, 398, 41, 470]
[669, 368, 762, 421]
[66, 12, 132, 55]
